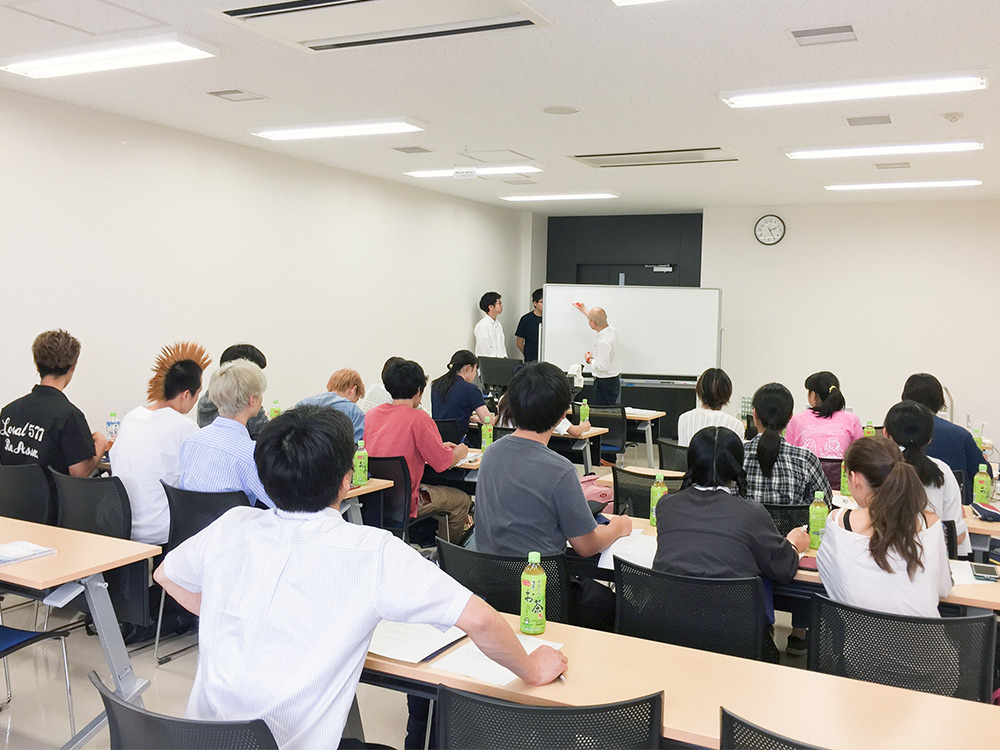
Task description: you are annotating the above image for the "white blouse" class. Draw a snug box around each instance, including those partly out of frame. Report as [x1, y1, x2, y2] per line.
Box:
[676, 407, 745, 447]
[923, 457, 969, 556]
[817, 508, 953, 618]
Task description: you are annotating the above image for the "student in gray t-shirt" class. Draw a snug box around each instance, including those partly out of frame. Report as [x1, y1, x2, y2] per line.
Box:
[475, 362, 631, 630]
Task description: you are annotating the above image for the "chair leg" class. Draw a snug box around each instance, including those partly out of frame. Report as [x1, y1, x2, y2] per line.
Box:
[42, 605, 50, 631]
[2, 655, 11, 708]
[423, 698, 435, 750]
[153, 588, 166, 662]
[59, 636, 76, 737]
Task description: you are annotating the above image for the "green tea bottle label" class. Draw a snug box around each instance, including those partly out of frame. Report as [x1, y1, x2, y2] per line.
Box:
[974, 464, 991, 504]
[840, 461, 851, 497]
[269, 399, 281, 420]
[649, 472, 667, 527]
[352, 440, 368, 487]
[809, 491, 828, 550]
[520, 552, 546, 635]
[481, 415, 493, 450]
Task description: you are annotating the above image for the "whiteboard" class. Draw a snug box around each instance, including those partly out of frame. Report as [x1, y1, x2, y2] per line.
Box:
[540, 284, 722, 378]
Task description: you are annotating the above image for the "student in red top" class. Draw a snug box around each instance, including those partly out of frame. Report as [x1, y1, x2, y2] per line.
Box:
[363, 359, 471, 542]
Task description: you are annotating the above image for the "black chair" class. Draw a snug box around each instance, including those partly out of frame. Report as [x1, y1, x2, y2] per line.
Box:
[493, 425, 515, 442]
[89, 671, 278, 749]
[368, 456, 444, 547]
[761, 503, 810, 537]
[720, 708, 826, 750]
[49, 469, 150, 627]
[614, 558, 767, 661]
[953, 470, 966, 504]
[434, 419, 465, 445]
[436, 684, 662, 750]
[574, 403, 627, 465]
[0, 624, 75, 737]
[656, 439, 687, 473]
[155, 482, 250, 663]
[807, 594, 995, 702]
[0, 464, 56, 524]
[817, 458, 842, 489]
[610, 467, 680, 518]
[436, 540, 570, 624]
[942, 519, 959, 560]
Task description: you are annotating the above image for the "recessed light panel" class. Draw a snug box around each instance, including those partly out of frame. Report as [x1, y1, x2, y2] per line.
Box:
[785, 142, 983, 159]
[721, 73, 987, 108]
[253, 118, 424, 141]
[824, 180, 982, 191]
[405, 166, 541, 178]
[501, 193, 618, 202]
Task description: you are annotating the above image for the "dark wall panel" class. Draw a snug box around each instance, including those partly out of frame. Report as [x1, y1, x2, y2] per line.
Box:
[547, 213, 703, 288]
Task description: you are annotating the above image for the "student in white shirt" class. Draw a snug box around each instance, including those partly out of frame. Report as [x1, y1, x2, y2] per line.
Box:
[676, 368, 745, 447]
[154, 406, 566, 750]
[573, 302, 619, 405]
[360, 356, 403, 413]
[474, 291, 506, 357]
[884, 400, 969, 556]
[818, 435, 952, 618]
[110, 342, 210, 544]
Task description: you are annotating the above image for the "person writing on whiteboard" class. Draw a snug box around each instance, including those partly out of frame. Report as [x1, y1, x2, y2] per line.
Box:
[573, 302, 620, 405]
[474, 291, 506, 357]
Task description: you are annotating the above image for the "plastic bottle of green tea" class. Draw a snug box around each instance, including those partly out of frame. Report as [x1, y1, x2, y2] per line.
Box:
[649, 472, 667, 527]
[481, 415, 493, 450]
[840, 461, 851, 497]
[863, 421, 876, 437]
[973, 464, 991, 505]
[520, 552, 546, 635]
[269, 399, 281, 420]
[579, 398, 590, 423]
[352, 440, 369, 487]
[809, 491, 828, 550]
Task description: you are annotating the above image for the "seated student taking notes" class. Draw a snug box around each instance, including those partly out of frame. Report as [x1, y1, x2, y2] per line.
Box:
[430, 350, 491, 440]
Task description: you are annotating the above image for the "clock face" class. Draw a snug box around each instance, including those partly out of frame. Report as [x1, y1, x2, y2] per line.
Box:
[754, 214, 785, 245]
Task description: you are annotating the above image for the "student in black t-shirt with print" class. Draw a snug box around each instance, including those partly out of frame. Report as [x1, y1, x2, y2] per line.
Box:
[514, 288, 543, 362]
[0, 329, 106, 478]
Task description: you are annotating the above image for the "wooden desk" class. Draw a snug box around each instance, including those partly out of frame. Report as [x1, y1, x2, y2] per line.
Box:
[554, 426, 608, 474]
[363, 613, 1000, 749]
[624, 408, 667, 468]
[0, 519, 160, 749]
[964, 504, 1000, 540]
[595, 465, 685, 487]
[343, 477, 393, 524]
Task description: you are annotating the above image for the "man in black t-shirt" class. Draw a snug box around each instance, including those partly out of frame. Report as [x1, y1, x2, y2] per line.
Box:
[1, 329, 105, 477]
[514, 288, 543, 362]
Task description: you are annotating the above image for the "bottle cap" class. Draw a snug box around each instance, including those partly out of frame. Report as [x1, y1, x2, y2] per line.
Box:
[527, 551, 541, 563]
[485, 416, 491, 424]
[974, 428, 981, 434]
[814, 491, 824, 500]
[980, 464, 988, 472]
[655, 472, 664, 481]
[110, 412, 116, 417]
[358, 440, 365, 448]
[582, 398, 588, 404]
[273, 399, 279, 404]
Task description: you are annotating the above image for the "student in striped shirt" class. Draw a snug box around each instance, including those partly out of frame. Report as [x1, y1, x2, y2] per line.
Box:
[179, 359, 274, 508]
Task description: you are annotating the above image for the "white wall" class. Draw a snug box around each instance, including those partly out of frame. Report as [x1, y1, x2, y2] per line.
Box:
[702, 200, 1000, 436]
[0, 88, 531, 429]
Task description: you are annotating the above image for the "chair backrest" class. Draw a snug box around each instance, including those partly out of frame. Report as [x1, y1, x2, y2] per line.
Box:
[817, 458, 842, 488]
[614, 558, 766, 660]
[574, 403, 627, 453]
[493, 425, 515, 442]
[89, 671, 278, 750]
[656, 439, 687, 473]
[436, 684, 662, 750]
[611, 467, 656, 517]
[807, 594, 996, 702]
[434, 419, 465, 445]
[0, 463, 56, 524]
[368, 456, 413, 538]
[942, 519, 958, 560]
[953, 469, 966, 504]
[49, 468, 131, 538]
[720, 708, 826, 750]
[436, 540, 570, 623]
[761, 503, 811, 537]
[160, 481, 250, 549]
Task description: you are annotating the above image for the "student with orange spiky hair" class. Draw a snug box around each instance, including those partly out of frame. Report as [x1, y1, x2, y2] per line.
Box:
[110, 342, 211, 544]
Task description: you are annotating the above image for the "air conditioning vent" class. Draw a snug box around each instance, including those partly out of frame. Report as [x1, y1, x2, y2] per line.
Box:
[208, 89, 268, 102]
[393, 146, 434, 154]
[847, 115, 893, 127]
[219, 0, 546, 51]
[875, 162, 911, 169]
[791, 25, 857, 47]
[573, 147, 737, 168]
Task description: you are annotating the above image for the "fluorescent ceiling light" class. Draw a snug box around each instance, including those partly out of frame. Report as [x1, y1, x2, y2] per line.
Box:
[786, 141, 984, 160]
[0, 34, 216, 79]
[501, 193, 618, 202]
[824, 180, 982, 191]
[611, 0, 673, 5]
[721, 73, 987, 108]
[253, 119, 424, 141]
[405, 166, 542, 178]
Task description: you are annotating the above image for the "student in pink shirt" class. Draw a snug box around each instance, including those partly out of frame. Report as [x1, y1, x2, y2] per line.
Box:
[785, 371, 863, 466]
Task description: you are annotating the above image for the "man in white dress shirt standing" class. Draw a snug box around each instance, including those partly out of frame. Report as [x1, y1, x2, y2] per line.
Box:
[155, 405, 566, 749]
[574, 302, 620, 405]
[474, 291, 506, 357]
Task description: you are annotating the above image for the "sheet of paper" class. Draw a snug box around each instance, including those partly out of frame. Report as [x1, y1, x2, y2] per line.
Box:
[950, 560, 998, 586]
[597, 533, 657, 570]
[369, 622, 466, 663]
[433, 634, 563, 686]
[0, 541, 56, 566]
[625, 408, 660, 418]
[457, 451, 482, 466]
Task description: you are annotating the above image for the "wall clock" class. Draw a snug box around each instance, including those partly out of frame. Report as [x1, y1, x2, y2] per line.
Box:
[754, 214, 785, 245]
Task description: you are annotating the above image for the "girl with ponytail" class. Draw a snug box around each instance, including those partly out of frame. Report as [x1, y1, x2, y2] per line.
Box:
[653, 427, 809, 662]
[744, 383, 832, 505]
[818, 435, 952, 616]
[884, 400, 968, 556]
[786, 371, 862, 462]
[430, 350, 491, 441]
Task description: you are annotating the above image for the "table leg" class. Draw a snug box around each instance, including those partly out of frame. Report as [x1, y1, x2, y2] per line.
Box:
[641, 421, 657, 469]
[341, 498, 364, 525]
[581, 438, 593, 474]
[61, 573, 150, 750]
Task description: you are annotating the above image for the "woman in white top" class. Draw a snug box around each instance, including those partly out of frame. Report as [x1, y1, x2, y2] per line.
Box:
[818, 435, 952, 618]
[676, 368, 745, 447]
[884, 400, 969, 556]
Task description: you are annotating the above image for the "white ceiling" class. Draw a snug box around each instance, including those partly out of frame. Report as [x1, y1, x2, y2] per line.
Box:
[1, 0, 996, 215]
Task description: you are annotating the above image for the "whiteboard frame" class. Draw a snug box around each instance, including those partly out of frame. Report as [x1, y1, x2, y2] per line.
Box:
[539, 283, 723, 380]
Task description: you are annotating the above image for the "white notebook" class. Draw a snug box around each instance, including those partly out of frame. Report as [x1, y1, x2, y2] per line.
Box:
[0, 541, 56, 566]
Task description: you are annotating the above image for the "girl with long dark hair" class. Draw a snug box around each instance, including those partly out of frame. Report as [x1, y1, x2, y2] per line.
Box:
[818, 435, 952, 616]
[430, 350, 491, 440]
